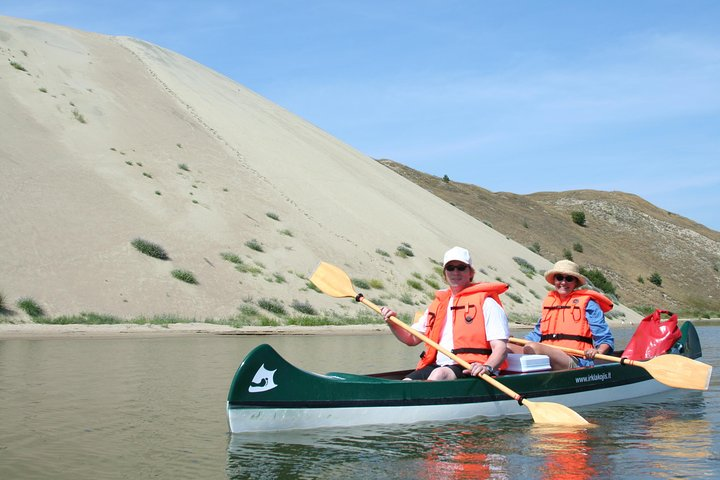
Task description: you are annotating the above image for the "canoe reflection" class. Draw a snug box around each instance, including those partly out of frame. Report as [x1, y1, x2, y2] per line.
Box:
[225, 422, 512, 480]
[530, 425, 597, 480]
[421, 428, 507, 479]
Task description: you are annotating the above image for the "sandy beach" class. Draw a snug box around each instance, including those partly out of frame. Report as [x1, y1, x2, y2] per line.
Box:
[1, 319, 666, 339]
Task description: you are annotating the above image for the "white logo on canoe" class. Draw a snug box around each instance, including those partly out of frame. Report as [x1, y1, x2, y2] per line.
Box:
[248, 364, 278, 393]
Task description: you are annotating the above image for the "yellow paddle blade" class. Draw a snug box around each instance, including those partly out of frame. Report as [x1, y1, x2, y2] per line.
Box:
[641, 354, 713, 390]
[309, 261, 357, 299]
[523, 399, 591, 426]
[480, 370, 592, 426]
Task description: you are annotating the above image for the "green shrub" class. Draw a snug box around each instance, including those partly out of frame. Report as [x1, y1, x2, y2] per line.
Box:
[72, 109, 86, 124]
[506, 292, 523, 304]
[512, 257, 536, 277]
[131, 238, 169, 260]
[221, 252, 243, 264]
[580, 267, 616, 296]
[245, 239, 264, 252]
[10, 61, 26, 71]
[266, 212, 280, 221]
[291, 300, 317, 315]
[396, 243, 414, 258]
[353, 278, 371, 289]
[279, 229, 293, 237]
[258, 298, 286, 315]
[38, 312, 122, 325]
[238, 304, 258, 316]
[369, 279, 385, 289]
[528, 242, 541, 255]
[407, 279, 423, 291]
[563, 248, 573, 261]
[573, 242, 583, 253]
[637, 276, 645, 284]
[272, 273, 286, 283]
[236, 263, 263, 275]
[571, 211, 586, 226]
[375, 248, 390, 257]
[171, 269, 198, 284]
[17, 297, 44, 317]
[399, 292, 414, 305]
[424, 277, 440, 290]
[442, 174, 450, 183]
[649, 272, 663, 287]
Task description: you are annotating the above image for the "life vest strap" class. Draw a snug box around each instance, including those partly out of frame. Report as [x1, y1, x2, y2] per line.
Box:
[540, 333, 593, 345]
[452, 347, 492, 355]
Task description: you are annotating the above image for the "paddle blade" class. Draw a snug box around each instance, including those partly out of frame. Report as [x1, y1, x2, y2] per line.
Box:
[523, 400, 591, 426]
[310, 262, 357, 299]
[642, 354, 713, 390]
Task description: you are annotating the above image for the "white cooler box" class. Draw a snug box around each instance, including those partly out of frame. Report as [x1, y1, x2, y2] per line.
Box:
[504, 353, 551, 373]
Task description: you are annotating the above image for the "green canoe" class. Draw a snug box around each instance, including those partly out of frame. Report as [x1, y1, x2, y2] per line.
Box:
[227, 321, 706, 433]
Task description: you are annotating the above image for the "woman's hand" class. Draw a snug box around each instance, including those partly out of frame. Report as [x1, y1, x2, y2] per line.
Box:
[584, 347, 599, 359]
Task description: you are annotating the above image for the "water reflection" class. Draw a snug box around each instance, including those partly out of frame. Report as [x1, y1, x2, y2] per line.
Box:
[226, 419, 609, 480]
[420, 427, 509, 479]
[225, 389, 715, 480]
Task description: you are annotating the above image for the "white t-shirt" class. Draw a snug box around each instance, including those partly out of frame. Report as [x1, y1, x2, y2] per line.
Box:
[411, 297, 510, 366]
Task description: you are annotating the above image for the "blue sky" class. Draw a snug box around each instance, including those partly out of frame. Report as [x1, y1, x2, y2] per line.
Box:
[4, 1, 719, 230]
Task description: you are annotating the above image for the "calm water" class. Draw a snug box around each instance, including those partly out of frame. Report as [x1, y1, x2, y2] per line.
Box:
[0, 325, 718, 479]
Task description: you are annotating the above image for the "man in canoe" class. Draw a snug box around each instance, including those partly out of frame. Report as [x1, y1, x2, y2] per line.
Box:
[380, 246, 510, 380]
[511, 260, 615, 370]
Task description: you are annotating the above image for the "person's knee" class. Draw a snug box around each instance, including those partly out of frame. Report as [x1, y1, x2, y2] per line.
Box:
[428, 367, 456, 381]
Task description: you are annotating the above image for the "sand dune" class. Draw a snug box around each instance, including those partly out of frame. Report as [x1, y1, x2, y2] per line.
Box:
[0, 16, 641, 325]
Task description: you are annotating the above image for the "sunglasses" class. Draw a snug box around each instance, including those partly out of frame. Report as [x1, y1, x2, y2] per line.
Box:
[445, 265, 468, 272]
[554, 274, 577, 282]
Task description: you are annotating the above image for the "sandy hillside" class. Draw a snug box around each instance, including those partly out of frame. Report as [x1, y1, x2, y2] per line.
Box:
[0, 16, 641, 324]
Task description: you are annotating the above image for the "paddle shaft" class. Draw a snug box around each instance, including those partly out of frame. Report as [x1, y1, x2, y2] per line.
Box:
[359, 296, 527, 403]
[510, 337, 653, 367]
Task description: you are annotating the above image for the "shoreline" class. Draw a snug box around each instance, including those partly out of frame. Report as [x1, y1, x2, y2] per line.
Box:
[0, 321, 535, 339]
[3, 318, 716, 339]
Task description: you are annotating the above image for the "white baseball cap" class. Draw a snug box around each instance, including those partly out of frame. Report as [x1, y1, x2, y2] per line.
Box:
[442, 246, 472, 267]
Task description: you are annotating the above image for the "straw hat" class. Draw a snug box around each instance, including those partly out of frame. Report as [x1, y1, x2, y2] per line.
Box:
[442, 246, 472, 267]
[544, 260, 586, 286]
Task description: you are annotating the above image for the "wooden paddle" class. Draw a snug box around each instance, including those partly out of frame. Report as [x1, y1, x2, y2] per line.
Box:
[508, 337, 712, 391]
[310, 261, 590, 426]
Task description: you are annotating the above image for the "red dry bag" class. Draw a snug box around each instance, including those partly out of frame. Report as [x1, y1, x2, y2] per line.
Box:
[622, 309, 681, 360]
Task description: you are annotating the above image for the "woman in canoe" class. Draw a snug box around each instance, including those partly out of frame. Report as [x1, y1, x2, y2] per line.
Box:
[380, 246, 510, 381]
[512, 259, 615, 370]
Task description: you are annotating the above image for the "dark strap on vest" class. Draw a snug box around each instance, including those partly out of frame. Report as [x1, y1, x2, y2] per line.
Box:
[543, 305, 573, 310]
[452, 347, 492, 355]
[540, 333, 593, 345]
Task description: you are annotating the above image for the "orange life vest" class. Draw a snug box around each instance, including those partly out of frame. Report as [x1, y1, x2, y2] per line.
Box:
[417, 282, 509, 370]
[540, 289, 614, 350]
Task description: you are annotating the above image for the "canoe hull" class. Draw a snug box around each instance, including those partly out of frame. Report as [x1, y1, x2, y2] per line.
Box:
[227, 322, 703, 433]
